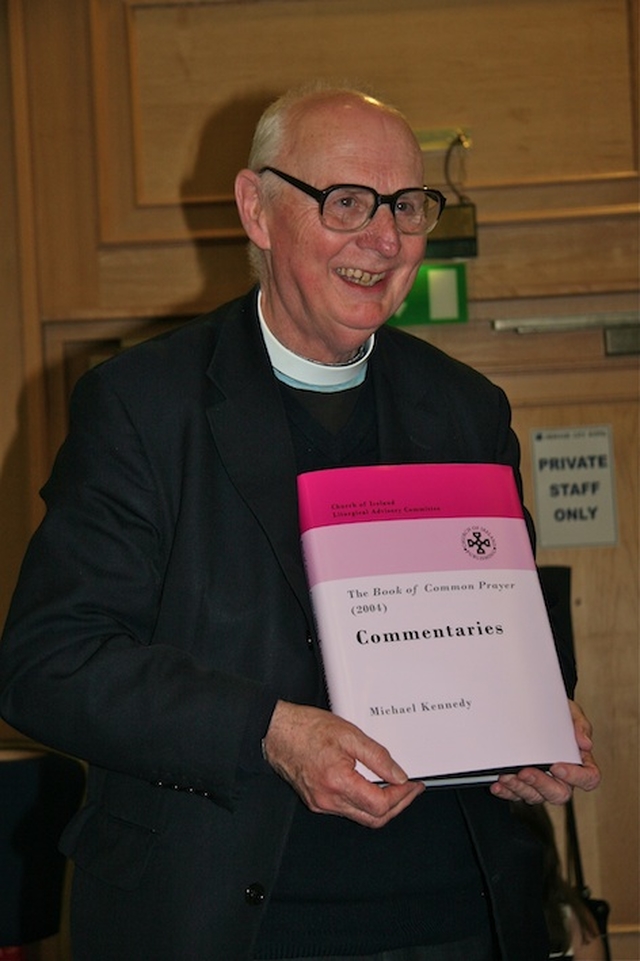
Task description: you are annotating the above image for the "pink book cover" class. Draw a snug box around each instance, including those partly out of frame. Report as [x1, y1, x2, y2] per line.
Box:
[297, 463, 580, 785]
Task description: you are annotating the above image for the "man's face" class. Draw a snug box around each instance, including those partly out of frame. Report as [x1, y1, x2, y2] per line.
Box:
[257, 98, 427, 363]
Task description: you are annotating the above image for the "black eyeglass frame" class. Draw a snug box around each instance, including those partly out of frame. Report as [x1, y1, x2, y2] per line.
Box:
[259, 166, 446, 235]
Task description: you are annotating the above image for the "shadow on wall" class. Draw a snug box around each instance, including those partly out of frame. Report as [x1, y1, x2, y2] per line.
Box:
[0, 387, 31, 627]
[174, 90, 280, 317]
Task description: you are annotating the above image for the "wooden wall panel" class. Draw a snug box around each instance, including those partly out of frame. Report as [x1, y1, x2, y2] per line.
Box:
[26, 0, 100, 313]
[123, 0, 635, 203]
[0, 0, 31, 739]
[81, 0, 640, 315]
[466, 212, 639, 300]
[89, 0, 637, 235]
[509, 389, 639, 961]
[11, 0, 637, 322]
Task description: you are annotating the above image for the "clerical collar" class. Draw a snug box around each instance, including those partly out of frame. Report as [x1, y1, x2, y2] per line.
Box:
[257, 290, 374, 393]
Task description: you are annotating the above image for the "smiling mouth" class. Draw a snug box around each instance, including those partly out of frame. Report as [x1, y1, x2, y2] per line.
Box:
[336, 267, 386, 287]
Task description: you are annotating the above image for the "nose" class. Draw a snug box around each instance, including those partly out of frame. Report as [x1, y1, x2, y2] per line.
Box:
[357, 203, 402, 256]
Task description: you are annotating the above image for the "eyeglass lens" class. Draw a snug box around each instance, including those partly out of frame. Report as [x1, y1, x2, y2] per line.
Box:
[321, 186, 440, 235]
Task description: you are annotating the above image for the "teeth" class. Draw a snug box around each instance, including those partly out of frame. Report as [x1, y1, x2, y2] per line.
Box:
[337, 267, 385, 287]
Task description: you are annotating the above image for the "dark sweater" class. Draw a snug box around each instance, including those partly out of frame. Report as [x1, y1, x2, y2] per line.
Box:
[253, 377, 491, 959]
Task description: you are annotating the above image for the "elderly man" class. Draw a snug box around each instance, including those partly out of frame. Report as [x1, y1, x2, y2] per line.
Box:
[0, 85, 599, 961]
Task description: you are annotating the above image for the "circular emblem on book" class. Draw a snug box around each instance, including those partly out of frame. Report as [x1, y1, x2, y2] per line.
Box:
[461, 526, 497, 560]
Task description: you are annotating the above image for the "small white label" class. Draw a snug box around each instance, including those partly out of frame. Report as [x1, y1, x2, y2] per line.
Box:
[427, 267, 459, 320]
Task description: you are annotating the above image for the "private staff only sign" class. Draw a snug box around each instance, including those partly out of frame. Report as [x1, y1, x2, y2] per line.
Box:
[531, 425, 618, 548]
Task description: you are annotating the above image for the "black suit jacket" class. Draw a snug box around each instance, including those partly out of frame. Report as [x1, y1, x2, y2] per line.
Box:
[0, 289, 572, 959]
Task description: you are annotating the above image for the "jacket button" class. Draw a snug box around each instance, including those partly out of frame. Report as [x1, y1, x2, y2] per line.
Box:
[244, 882, 266, 906]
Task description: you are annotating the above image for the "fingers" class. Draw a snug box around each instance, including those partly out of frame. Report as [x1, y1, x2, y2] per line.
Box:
[262, 700, 424, 827]
[490, 755, 601, 805]
[549, 756, 601, 793]
[317, 767, 424, 828]
[568, 699, 594, 751]
[561, 699, 601, 791]
[491, 768, 574, 805]
[491, 764, 600, 805]
[491, 698, 602, 806]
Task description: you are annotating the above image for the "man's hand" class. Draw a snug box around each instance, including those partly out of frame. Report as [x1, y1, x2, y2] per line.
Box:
[262, 700, 424, 828]
[490, 699, 601, 804]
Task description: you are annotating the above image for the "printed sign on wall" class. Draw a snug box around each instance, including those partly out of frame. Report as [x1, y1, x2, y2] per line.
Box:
[531, 425, 617, 548]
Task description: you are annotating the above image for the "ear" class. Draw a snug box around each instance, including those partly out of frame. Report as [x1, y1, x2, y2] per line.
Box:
[234, 169, 271, 251]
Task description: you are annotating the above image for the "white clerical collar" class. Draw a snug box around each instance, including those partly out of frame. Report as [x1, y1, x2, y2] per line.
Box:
[257, 290, 374, 393]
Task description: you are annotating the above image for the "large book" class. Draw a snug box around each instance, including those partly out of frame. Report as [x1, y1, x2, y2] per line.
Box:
[297, 463, 581, 786]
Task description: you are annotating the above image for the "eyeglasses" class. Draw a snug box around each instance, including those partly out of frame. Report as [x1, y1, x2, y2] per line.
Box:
[259, 166, 446, 235]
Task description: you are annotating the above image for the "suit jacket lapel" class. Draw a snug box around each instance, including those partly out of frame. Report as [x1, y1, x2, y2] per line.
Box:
[203, 307, 454, 621]
[204, 294, 313, 623]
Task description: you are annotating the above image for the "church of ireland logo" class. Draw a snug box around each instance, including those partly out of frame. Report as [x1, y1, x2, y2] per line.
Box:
[462, 526, 497, 560]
